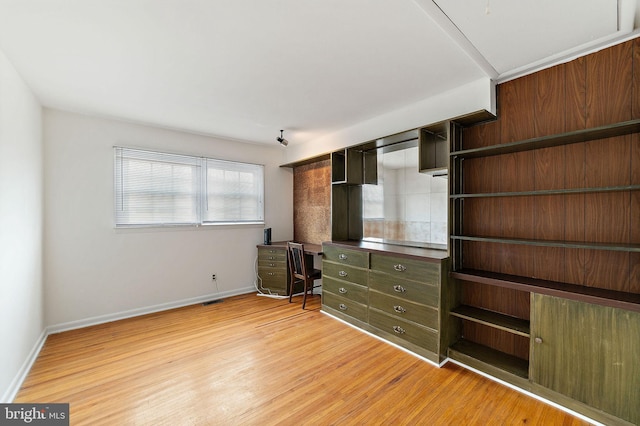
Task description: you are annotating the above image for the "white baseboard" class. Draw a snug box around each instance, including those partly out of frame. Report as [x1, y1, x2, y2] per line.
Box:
[3, 287, 256, 402]
[47, 286, 256, 334]
[2, 329, 48, 403]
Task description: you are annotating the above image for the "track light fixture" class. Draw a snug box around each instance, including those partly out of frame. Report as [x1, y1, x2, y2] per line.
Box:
[277, 129, 288, 147]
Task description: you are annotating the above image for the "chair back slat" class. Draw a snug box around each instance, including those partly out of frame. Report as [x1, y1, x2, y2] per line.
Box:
[287, 242, 307, 279]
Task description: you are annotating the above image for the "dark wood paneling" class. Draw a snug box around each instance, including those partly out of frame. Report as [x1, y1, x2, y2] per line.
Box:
[462, 321, 530, 360]
[463, 198, 502, 237]
[586, 40, 633, 128]
[585, 136, 631, 188]
[635, 39, 640, 119]
[535, 64, 566, 136]
[533, 195, 565, 282]
[565, 57, 587, 132]
[462, 241, 502, 273]
[500, 152, 535, 192]
[535, 145, 565, 190]
[632, 134, 640, 185]
[460, 281, 530, 320]
[463, 156, 501, 193]
[584, 192, 629, 244]
[585, 250, 629, 292]
[462, 118, 501, 150]
[500, 74, 536, 144]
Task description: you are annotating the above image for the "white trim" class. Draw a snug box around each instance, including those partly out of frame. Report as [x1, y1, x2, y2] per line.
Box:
[446, 358, 603, 426]
[496, 30, 640, 84]
[321, 310, 445, 368]
[47, 287, 255, 334]
[1, 329, 48, 403]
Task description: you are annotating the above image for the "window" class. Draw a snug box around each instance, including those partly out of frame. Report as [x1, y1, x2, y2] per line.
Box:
[114, 147, 264, 227]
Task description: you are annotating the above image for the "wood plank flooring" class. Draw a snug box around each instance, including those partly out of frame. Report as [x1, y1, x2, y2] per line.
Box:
[15, 293, 589, 425]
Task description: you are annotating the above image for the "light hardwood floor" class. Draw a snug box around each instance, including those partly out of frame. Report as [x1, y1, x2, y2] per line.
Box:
[16, 293, 588, 425]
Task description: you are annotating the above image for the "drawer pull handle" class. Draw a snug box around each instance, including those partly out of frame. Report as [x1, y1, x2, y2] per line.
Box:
[338, 287, 348, 294]
[338, 303, 348, 311]
[269, 263, 275, 267]
[267, 272, 274, 276]
[392, 326, 405, 335]
[534, 337, 543, 344]
[393, 305, 406, 314]
[268, 256, 276, 260]
[393, 264, 407, 272]
[338, 270, 348, 277]
[393, 285, 406, 293]
[339, 253, 348, 260]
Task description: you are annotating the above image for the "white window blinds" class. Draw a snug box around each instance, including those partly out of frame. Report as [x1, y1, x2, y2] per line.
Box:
[114, 147, 264, 227]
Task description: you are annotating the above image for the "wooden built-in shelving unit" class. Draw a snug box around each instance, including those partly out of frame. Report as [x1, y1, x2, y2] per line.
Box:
[447, 38, 640, 425]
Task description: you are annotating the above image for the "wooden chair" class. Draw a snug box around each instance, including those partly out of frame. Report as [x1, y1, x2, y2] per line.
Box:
[287, 242, 322, 309]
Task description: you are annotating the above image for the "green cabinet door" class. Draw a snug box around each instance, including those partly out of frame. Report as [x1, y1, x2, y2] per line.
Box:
[530, 294, 640, 425]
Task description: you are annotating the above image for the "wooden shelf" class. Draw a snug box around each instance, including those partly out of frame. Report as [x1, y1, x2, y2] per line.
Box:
[450, 184, 640, 199]
[450, 305, 530, 337]
[450, 235, 640, 253]
[448, 339, 529, 380]
[450, 118, 640, 159]
[451, 269, 640, 313]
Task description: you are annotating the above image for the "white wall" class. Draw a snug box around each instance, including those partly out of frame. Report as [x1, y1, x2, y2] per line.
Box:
[43, 110, 293, 329]
[0, 51, 43, 402]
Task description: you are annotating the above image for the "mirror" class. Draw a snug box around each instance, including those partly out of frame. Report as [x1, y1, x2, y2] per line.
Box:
[362, 143, 448, 249]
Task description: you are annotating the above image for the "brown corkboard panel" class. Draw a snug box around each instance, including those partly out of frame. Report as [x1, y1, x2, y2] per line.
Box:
[293, 159, 331, 245]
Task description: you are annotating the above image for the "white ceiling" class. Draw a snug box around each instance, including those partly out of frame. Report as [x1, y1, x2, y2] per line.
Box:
[0, 0, 637, 146]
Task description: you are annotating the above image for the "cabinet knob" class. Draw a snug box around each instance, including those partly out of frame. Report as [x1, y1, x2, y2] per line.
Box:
[393, 285, 406, 293]
[338, 287, 347, 294]
[338, 253, 348, 260]
[392, 325, 406, 335]
[393, 305, 406, 314]
[338, 270, 348, 277]
[534, 337, 543, 344]
[393, 264, 407, 272]
[338, 303, 348, 311]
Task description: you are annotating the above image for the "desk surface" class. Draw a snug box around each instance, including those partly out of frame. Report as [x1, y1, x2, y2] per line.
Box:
[257, 241, 323, 255]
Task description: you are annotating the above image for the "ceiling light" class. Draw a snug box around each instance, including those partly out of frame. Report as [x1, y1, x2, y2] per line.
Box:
[277, 129, 288, 147]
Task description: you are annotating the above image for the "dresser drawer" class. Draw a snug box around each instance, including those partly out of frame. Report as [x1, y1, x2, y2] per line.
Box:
[369, 290, 438, 329]
[323, 276, 368, 305]
[323, 261, 368, 286]
[258, 247, 287, 262]
[370, 253, 440, 284]
[368, 308, 438, 353]
[323, 244, 369, 268]
[369, 271, 439, 308]
[323, 291, 368, 322]
[258, 259, 286, 269]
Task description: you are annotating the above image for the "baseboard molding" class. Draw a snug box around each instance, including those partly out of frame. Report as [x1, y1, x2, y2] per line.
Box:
[2, 329, 48, 403]
[47, 286, 256, 334]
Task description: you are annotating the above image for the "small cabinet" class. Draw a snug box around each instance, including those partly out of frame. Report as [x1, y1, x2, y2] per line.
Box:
[530, 294, 640, 425]
[419, 121, 458, 175]
[256, 245, 289, 296]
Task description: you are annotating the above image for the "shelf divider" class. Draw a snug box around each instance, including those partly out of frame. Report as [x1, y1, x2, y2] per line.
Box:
[448, 339, 529, 380]
[450, 305, 530, 337]
[451, 118, 640, 159]
[451, 269, 640, 313]
[450, 235, 640, 253]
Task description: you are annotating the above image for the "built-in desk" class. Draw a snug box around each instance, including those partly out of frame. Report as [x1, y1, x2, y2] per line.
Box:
[256, 241, 322, 296]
